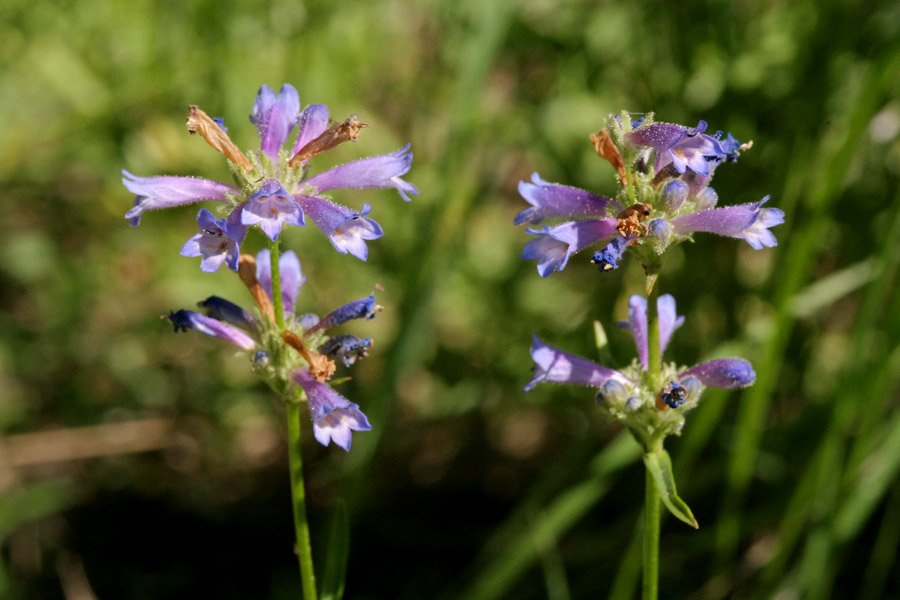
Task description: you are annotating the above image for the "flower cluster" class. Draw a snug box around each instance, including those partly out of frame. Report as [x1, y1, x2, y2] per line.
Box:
[124, 83, 415, 451]
[526, 295, 755, 448]
[124, 83, 417, 269]
[167, 248, 376, 451]
[516, 113, 783, 277]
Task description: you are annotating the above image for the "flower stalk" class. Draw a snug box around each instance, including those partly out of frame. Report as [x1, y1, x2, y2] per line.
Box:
[287, 399, 318, 600]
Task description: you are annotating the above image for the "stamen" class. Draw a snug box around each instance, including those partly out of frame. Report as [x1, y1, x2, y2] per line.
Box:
[281, 330, 336, 382]
[237, 254, 275, 323]
[186, 106, 253, 172]
[288, 116, 370, 167]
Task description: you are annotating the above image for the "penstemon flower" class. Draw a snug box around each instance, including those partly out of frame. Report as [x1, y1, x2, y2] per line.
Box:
[526, 295, 755, 454]
[124, 83, 415, 598]
[124, 83, 417, 270]
[516, 114, 783, 277]
[166, 248, 376, 451]
[514, 110, 782, 597]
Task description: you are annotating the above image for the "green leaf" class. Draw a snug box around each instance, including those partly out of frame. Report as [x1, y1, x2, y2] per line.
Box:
[643, 450, 698, 529]
[320, 499, 350, 600]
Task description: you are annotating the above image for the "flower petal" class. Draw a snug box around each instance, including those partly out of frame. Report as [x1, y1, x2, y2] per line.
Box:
[292, 369, 372, 451]
[671, 196, 784, 249]
[303, 145, 418, 201]
[179, 208, 242, 273]
[521, 218, 618, 277]
[680, 358, 756, 389]
[167, 310, 257, 351]
[122, 171, 237, 221]
[255, 248, 305, 314]
[251, 84, 301, 158]
[515, 172, 618, 225]
[297, 195, 384, 261]
[525, 334, 631, 392]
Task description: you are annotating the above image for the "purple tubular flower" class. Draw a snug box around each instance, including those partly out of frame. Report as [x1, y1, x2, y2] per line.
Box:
[167, 309, 257, 351]
[680, 358, 756, 389]
[626, 295, 685, 369]
[292, 369, 372, 451]
[250, 84, 301, 159]
[303, 144, 418, 202]
[318, 334, 372, 366]
[525, 334, 632, 392]
[671, 196, 784, 249]
[522, 218, 618, 277]
[241, 179, 305, 241]
[515, 173, 619, 225]
[180, 209, 242, 272]
[197, 296, 256, 330]
[292, 104, 330, 157]
[626, 121, 726, 177]
[591, 236, 630, 271]
[308, 294, 379, 334]
[296, 195, 384, 261]
[255, 249, 305, 314]
[122, 171, 238, 222]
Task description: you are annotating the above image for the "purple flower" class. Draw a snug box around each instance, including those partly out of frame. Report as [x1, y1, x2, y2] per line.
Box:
[167, 309, 257, 352]
[197, 296, 256, 330]
[624, 295, 685, 370]
[671, 196, 784, 249]
[122, 171, 238, 223]
[626, 121, 726, 177]
[124, 83, 415, 257]
[241, 179, 306, 241]
[292, 369, 372, 451]
[180, 208, 244, 272]
[296, 196, 384, 261]
[680, 358, 756, 389]
[304, 144, 418, 202]
[250, 84, 301, 159]
[522, 218, 619, 277]
[515, 173, 619, 226]
[255, 248, 305, 314]
[306, 294, 380, 334]
[525, 334, 633, 392]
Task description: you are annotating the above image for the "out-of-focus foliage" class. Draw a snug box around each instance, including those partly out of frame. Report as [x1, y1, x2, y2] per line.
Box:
[1, 0, 899, 598]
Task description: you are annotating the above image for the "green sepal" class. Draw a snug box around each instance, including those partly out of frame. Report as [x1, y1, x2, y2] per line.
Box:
[320, 499, 350, 600]
[643, 450, 698, 529]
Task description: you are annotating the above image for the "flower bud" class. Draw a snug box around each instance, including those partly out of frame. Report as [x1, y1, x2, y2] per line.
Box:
[647, 219, 671, 252]
[660, 180, 688, 213]
[694, 187, 718, 211]
[624, 396, 643, 411]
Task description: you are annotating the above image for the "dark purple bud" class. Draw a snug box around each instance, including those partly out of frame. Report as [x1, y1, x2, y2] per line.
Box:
[197, 296, 256, 330]
[307, 294, 381, 334]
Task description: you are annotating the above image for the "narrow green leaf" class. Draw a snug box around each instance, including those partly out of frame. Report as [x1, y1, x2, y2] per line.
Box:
[320, 500, 349, 600]
[643, 451, 698, 529]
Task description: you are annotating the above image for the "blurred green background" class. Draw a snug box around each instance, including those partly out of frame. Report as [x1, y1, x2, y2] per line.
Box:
[2, 0, 900, 598]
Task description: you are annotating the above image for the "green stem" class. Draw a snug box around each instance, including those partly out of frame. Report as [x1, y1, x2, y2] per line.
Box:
[642, 462, 661, 600]
[643, 288, 662, 600]
[287, 400, 318, 600]
[269, 238, 316, 599]
[269, 238, 285, 329]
